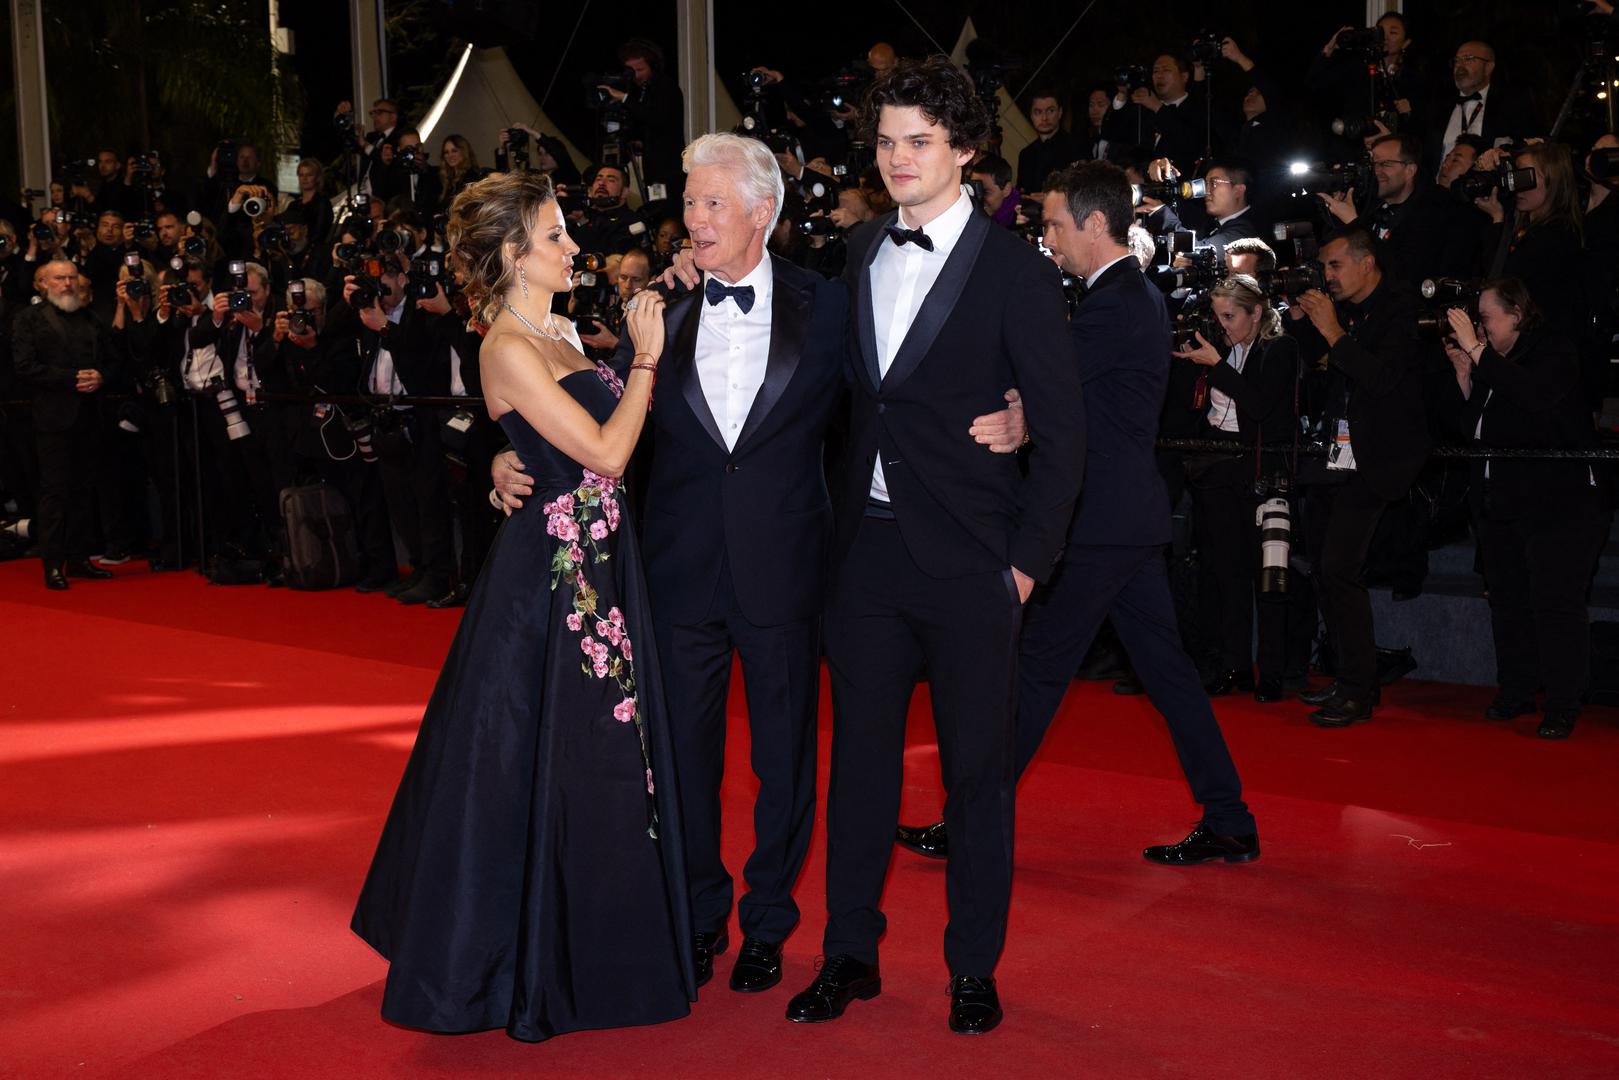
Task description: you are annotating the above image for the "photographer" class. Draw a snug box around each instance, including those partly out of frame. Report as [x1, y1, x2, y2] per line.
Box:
[969, 154, 1018, 226]
[578, 247, 650, 353]
[375, 129, 443, 215]
[599, 39, 686, 198]
[1443, 280, 1609, 739]
[1017, 89, 1081, 193]
[1174, 274, 1304, 700]
[567, 164, 645, 255]
[291, 159, 335, 250]
[438, 135, 487, 211]
[327, 254, 454, 604]
[336, 99, 403, 196]
[102, 258, 164, 563]
[1290, 229, 1427, 727]
[10, 258, 114, 589]
[201, 140, 278, 225]
[1320, 133, 1472, 288]
[1112, 52, 1214, 176]
[1194, 159, 1262, 263]
[84, 210, 129, 321]
[426, 281, 498, 609]
[1310, 14, 1427, 146]
[1219, 38, 1293, 183]
[1426, 41, 1534, 168]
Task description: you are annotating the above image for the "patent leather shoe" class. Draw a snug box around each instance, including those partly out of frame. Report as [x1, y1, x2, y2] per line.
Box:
[396, 575, 449, 605]
[1203, 668, 1254, 696]
[1298, 681, 1345, 706]
[948, 975, 1002, 1034]
[693, 929, 729, 989]
[384, 568, 424, 598]
[44, 564, 69, 590]
[426, 582, 470, 609]
[896, 821, 948, 859]
[1143, 822, 1260, 865]
[786, 954, 880, 1022]
[66, 559, 113, 580]
[1485, 693, 1536, 721]
[1253, 679, 1285, 703]
[1537, 709, 1577, 740]
[1309, 696, 1375, 727]
[729, 937, 784, 992]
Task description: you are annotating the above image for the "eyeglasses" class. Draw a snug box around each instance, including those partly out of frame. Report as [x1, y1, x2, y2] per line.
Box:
[1205, 178, 1237, 188]
[1371, 159, 1415, 171]
[369, 107, 396, 116]
[1452, 54, 1490, 65]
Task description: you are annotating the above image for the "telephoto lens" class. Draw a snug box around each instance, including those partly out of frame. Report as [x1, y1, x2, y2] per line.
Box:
[1256, 496, 1292, 593]
[216, 386, 252, 441]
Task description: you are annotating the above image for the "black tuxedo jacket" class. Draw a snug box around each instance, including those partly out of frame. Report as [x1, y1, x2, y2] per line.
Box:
[611, 256, 849, 627]
[1198, 209, 1264, 264]
[1067, 259, 1171, 547]
[1423, 85, 1537, 171]
[836, 211, 1085, 583]
[10, 302, 112, 432]
[324, 299, 443, 398]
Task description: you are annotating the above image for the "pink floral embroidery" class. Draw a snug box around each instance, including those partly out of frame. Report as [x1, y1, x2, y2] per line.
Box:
[545, 468, 658, 837]
[595, 361, 625, 399]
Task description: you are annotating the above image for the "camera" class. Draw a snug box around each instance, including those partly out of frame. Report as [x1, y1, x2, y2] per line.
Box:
[216, 138, 238, 168]
[1270, 221, 1320, 267]
[1132, 178, 1206, 205]
[132, 218, 157, 242]
[1414, 277, 1483, 338]
[123, 252, 150, 299]
[799, 216, 841, 237]
[288, 309, 315, 336]
[258, 224, 288, 255]
[242, 191, 271, 218]
[226, 259, 252, 312]
[1330, 116, 1384, 141]
[1258, 261, 1326, 301]
[1172, 303, 1223, 350]
[373, 227, 413, 255]
[406, 253, 449, 299]
[583, 68, 634, 109]
[183, 235, 207, 257]
[395, 144, 424, 170]
[1287, 159, 1373, 196]
[1334, 25, 1385, 59]
[1255, 479, 1293, 594]
[1590, 147, 1619, 182]
[145, 367, 177, 407]
[333, 108, 355, 135]
[0, 234, 10, 257]
[820, 63, 872, 112]
[1450, 161, 1538, 202]
[1152, 229, 1195, 267]
[215, 384, 252, 440]
[1189, 31, 1225, 66]
[1154, 248, 1223, 294]
[1116, 64, 1152, 91]
[795, 174, 839, 216]
[349, 257, 388, 309]
[165, 281, 195, 307]
[341, 409, 379, 464]
[31, 221, 53, 243]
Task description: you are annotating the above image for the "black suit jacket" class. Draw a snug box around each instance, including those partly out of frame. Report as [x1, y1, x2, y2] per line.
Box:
[1198, 209, 1264, 264]
[1423, 85, 1537, 171]
[612, 256, 849, 627]
[1351, 183, 1473, 290]
[1067, 259, 1170, 547]
[836, 211, 1086, 583]
[10, 302, 112, 432]
[1202, 332, 1301, 445]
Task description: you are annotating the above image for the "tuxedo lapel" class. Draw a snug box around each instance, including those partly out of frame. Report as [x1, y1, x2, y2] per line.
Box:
[734, 257, 810, 453]
[855, 213, 892, 392]
[881, 210, 989, 392]
[668, 293, 727, 451]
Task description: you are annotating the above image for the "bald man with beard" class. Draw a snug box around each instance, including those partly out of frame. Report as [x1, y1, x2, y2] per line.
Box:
[11, 258, 116, 589]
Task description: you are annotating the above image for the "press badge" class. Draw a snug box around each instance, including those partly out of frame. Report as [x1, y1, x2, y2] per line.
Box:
[1326, 419, 1358, 471]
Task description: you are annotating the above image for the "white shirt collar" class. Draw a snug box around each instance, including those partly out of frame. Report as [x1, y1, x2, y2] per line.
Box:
[704, 251, 773, 309]
[1217, 205, 1252, 227]
[1084, 252, 1134, 285]
[1458, 83, 1491, 105]
[896, 187, 975, 258]
[1163, 93, 1190, 108]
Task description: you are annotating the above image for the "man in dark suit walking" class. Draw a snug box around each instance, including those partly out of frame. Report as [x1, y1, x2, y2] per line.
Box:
[784, 57, 1085, 1036]
[899, 161, 1260, 868]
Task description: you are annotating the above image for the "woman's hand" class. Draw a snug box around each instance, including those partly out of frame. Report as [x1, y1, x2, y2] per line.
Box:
[1172, 330, 1223, 366]
[1446, 308, 1481, 355]
[623, 291, 667, 361]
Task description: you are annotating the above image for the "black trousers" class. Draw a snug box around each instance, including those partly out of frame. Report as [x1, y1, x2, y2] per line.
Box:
[1015, 543, 1255, 836]
[1482, 508, 1608, 712]
[376, 411, 452, 581]
[1311, 476, 1393, 699]
[823, 517, 1021, 977]
[317, 454, 394, 582]
[654, 555, 820, 944]
[443, 411, 504, 585]
[34, 410, 99, 564]
[1189, 454, 1259, 673]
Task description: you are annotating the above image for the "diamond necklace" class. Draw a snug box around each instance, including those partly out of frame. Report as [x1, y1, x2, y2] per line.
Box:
[503, 303, 564, 340]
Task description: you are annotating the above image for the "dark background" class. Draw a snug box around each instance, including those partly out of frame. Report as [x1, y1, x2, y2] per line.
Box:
[2, 0, 1613, 199]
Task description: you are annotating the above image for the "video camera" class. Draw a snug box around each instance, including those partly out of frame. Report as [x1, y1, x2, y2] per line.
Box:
[584, 68, 634, 110]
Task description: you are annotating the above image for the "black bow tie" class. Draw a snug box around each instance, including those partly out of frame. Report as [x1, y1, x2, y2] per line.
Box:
[704, 278, 755, 313]
[885, 224, 934, 251]
[1457, 92, 1482, 106]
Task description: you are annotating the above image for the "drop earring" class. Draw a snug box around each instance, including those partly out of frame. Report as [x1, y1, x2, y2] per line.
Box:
[518, 264, 529, 298]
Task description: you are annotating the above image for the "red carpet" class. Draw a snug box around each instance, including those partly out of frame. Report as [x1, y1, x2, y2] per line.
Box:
[3, 559, 1618, 1079]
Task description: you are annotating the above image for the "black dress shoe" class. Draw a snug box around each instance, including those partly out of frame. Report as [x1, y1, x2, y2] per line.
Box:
[1203, 668, 1255, 696]
[426, 582, 470, 609]
[1377, 646, 1419, 685]
[1537, 709, 1577, 740]
[1253, 679, 1284, 703]
[1310, 696, 1375, 727]
[384, 569, 424, 598]
[729, 937, 784, 992]
[785, 954, 880, 1023]
[1297, 681, 1344, 707]
[1112, 673, 1144, 695]
[354, 573, 395, 593]
[1485, 693, 1536, 721]
[948, 975, 1002, 1035]
[396, 576, 449, 605]
[693, 929, 729, 989]
[44, 565, 69, 590]
[66, 559, 113, 580]
[1143, 822, 1260, 865]
[895, 821, 948, 859]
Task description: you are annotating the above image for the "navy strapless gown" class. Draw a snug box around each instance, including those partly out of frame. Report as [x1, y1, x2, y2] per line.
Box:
[352, 365, 695, 1042]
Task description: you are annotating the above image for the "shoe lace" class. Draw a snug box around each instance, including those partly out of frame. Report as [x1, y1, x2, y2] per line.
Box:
[738, 938, 776, 960]
[812, 954, 863, 985]
[948, 975, 995, 995]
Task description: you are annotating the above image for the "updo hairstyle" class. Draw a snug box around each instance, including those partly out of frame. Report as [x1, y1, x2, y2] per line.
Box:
[447, 170, 557, 325]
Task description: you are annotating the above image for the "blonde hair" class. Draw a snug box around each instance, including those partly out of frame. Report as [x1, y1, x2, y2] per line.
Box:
[447, 170, 556, 325]
[439, 134, 478, 192]
[1209, 273, 1283, 342]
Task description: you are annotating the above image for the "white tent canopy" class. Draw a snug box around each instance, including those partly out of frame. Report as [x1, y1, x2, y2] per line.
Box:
[950, 18, 1039, 185]
[419, 45, 595, 179]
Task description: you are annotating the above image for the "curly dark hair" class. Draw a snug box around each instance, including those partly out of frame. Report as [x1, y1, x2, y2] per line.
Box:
[860, 55, 992, 152]
[446, 170, 556, 325]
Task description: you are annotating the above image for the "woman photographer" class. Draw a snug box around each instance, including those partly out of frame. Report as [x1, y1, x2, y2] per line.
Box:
[1473, 142, 1584, 337]
[1174, 273, 1303, 701]
[438, 135, 487, 211]
[292, 159, 335, 250]
[1445, 279, 1609, 739]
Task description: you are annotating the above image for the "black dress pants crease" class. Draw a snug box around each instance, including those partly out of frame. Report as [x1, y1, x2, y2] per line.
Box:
[1189, 452, 1258, 673]
[655, 554, 819, 945]
[1014, 542, 1255, 837]
[1482, 508, 1608, 712]
[34, 410, 99, 563]
[1313, 476, 1392, 700]
[376, 411, 452, 580]
[823, 517, 1020, 978]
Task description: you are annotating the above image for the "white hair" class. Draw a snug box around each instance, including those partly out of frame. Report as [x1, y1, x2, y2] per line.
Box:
[1127, 224, 1155, 270]
[681, 133, 785, 236]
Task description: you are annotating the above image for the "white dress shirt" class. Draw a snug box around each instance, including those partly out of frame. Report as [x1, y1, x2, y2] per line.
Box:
[1441, 83, 1490, 159]
[695, 255, 774, 452]
[370, 303, 407, 404]
[449, 341, 468, 397]
[181, 298, 223, 390]
[1207, 340, 1249, 433]
[867, 188, 976, 502]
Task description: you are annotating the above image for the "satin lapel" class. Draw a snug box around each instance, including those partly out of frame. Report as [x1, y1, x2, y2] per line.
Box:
[856, 212, 893, 392]
[881, 210, 990, 392]
[734, 258, 810, 453]
[669, 294, 726, 451]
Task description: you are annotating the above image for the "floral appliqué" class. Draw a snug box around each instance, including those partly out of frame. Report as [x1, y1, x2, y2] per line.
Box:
[545, 464, 659, 838]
